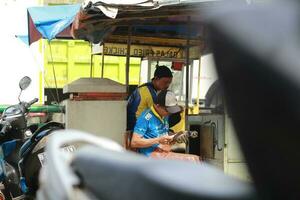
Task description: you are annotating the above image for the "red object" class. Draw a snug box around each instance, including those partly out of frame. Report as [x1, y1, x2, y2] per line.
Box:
[28, 13, 42, 45]
[172, 62, 184, 71]
[0, 191, 5, 200]
[28, 113, 46, 117]
[71, 92, 127, 101]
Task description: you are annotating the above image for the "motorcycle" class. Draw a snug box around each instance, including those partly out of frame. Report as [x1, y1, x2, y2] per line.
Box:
[0, 76, 64, 199]
[37, 129, 256, 200]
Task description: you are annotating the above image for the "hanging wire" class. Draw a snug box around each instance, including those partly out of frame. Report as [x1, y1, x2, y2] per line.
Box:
[44, 79, 59, 103]
[48, 40, 60, 103]
[28, 41, 63, 113]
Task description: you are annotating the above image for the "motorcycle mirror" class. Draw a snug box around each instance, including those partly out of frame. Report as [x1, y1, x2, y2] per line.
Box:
[19, 76, 31, 91]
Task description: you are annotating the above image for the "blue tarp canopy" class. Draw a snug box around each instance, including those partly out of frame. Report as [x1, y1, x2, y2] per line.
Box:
[15, 35, 29, 46]
[27, 4, 80, 44]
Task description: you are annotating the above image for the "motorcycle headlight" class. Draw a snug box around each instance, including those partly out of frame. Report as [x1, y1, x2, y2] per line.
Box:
[3, 106, 22, 116]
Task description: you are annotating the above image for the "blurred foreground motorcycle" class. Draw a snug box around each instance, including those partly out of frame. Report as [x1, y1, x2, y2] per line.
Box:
[0, 76, 64, 199]
[36, 130, 256, 200]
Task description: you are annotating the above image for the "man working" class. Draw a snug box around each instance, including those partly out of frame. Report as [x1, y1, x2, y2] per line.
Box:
[125, 65, 173, 148]
[130, 90, 200, 162]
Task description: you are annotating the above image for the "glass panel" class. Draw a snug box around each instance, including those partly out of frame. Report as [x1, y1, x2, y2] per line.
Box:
[169, 69, 184, 102]
[191, 60, 200, 103]
[140, 60, 149, 84]
[148, 61, 182, 100]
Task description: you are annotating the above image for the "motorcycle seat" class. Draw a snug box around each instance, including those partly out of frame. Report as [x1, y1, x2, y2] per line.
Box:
[19, 129, 51, 159]
[20, 122, 64, 159]
[71, 146, 256, 200]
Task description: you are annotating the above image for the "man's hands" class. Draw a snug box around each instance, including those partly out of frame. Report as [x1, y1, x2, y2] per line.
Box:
[158, 135, 174, 145]
[157, 135, 174, 152]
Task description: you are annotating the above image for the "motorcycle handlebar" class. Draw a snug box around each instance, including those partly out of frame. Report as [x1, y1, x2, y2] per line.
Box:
[27, 98, 39, 107]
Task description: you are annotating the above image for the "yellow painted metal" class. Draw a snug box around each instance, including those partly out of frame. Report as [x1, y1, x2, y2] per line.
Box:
[195, 55, 202, 115]
[44, 39, 141, 88]
[39, 71, 43, 104]
[38, 40, 44, 104]
[171, 110, 185, 132]
[101, 56, 141, 85]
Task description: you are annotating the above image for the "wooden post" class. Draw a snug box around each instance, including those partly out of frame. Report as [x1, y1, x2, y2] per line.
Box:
[126, 26, 132, 94]
[90, 42, 93, 77]
[101, 43, 105, 78]
[185, 16, 191, 130]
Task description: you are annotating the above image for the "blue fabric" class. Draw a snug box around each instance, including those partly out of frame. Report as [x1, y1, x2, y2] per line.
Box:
[147, 83, 157, 102]
[20, 129, 49, 158]
[1, 140, 16, 158]
[35, 129, 50, 140]
[20, 177, 28, 193]
[19, 139, 31, 158]
[127, 87, 141, 131]
[16, 35, 29, 46]
[28, 4, 80, 40]
[134, 108, 169, 156]
[127, 82, 157, 131]
[0, 160, 5, 181]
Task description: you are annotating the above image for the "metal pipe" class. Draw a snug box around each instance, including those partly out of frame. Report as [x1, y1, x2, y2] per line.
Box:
[0, 105, 65, 113]
[185, 16, 191, 129]
[101, 43, 105, 78]
[185, 16, 191, 155]
[196, 52, 202, 114]
[190, 60, 194, 108]
[90, 42, 93, 77]
[48, 41, 60, 103]
[147, 59, 151, 82]
[126, 26, 132, 94]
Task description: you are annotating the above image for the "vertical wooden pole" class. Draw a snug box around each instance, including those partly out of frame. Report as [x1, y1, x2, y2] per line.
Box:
[101, 43, 105, 78]
[126, 26, 132, 94]
[185, 16, 191, 130]
[90, 43, 93, 77]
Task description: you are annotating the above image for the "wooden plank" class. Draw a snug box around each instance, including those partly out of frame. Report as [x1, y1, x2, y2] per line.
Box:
[106, 35, 203, 47]
[200, 126, 214, 159]
[71, 92, 127, 101]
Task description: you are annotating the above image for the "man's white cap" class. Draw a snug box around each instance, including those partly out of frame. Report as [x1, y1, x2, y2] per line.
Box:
[156, 90, 182, 114]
